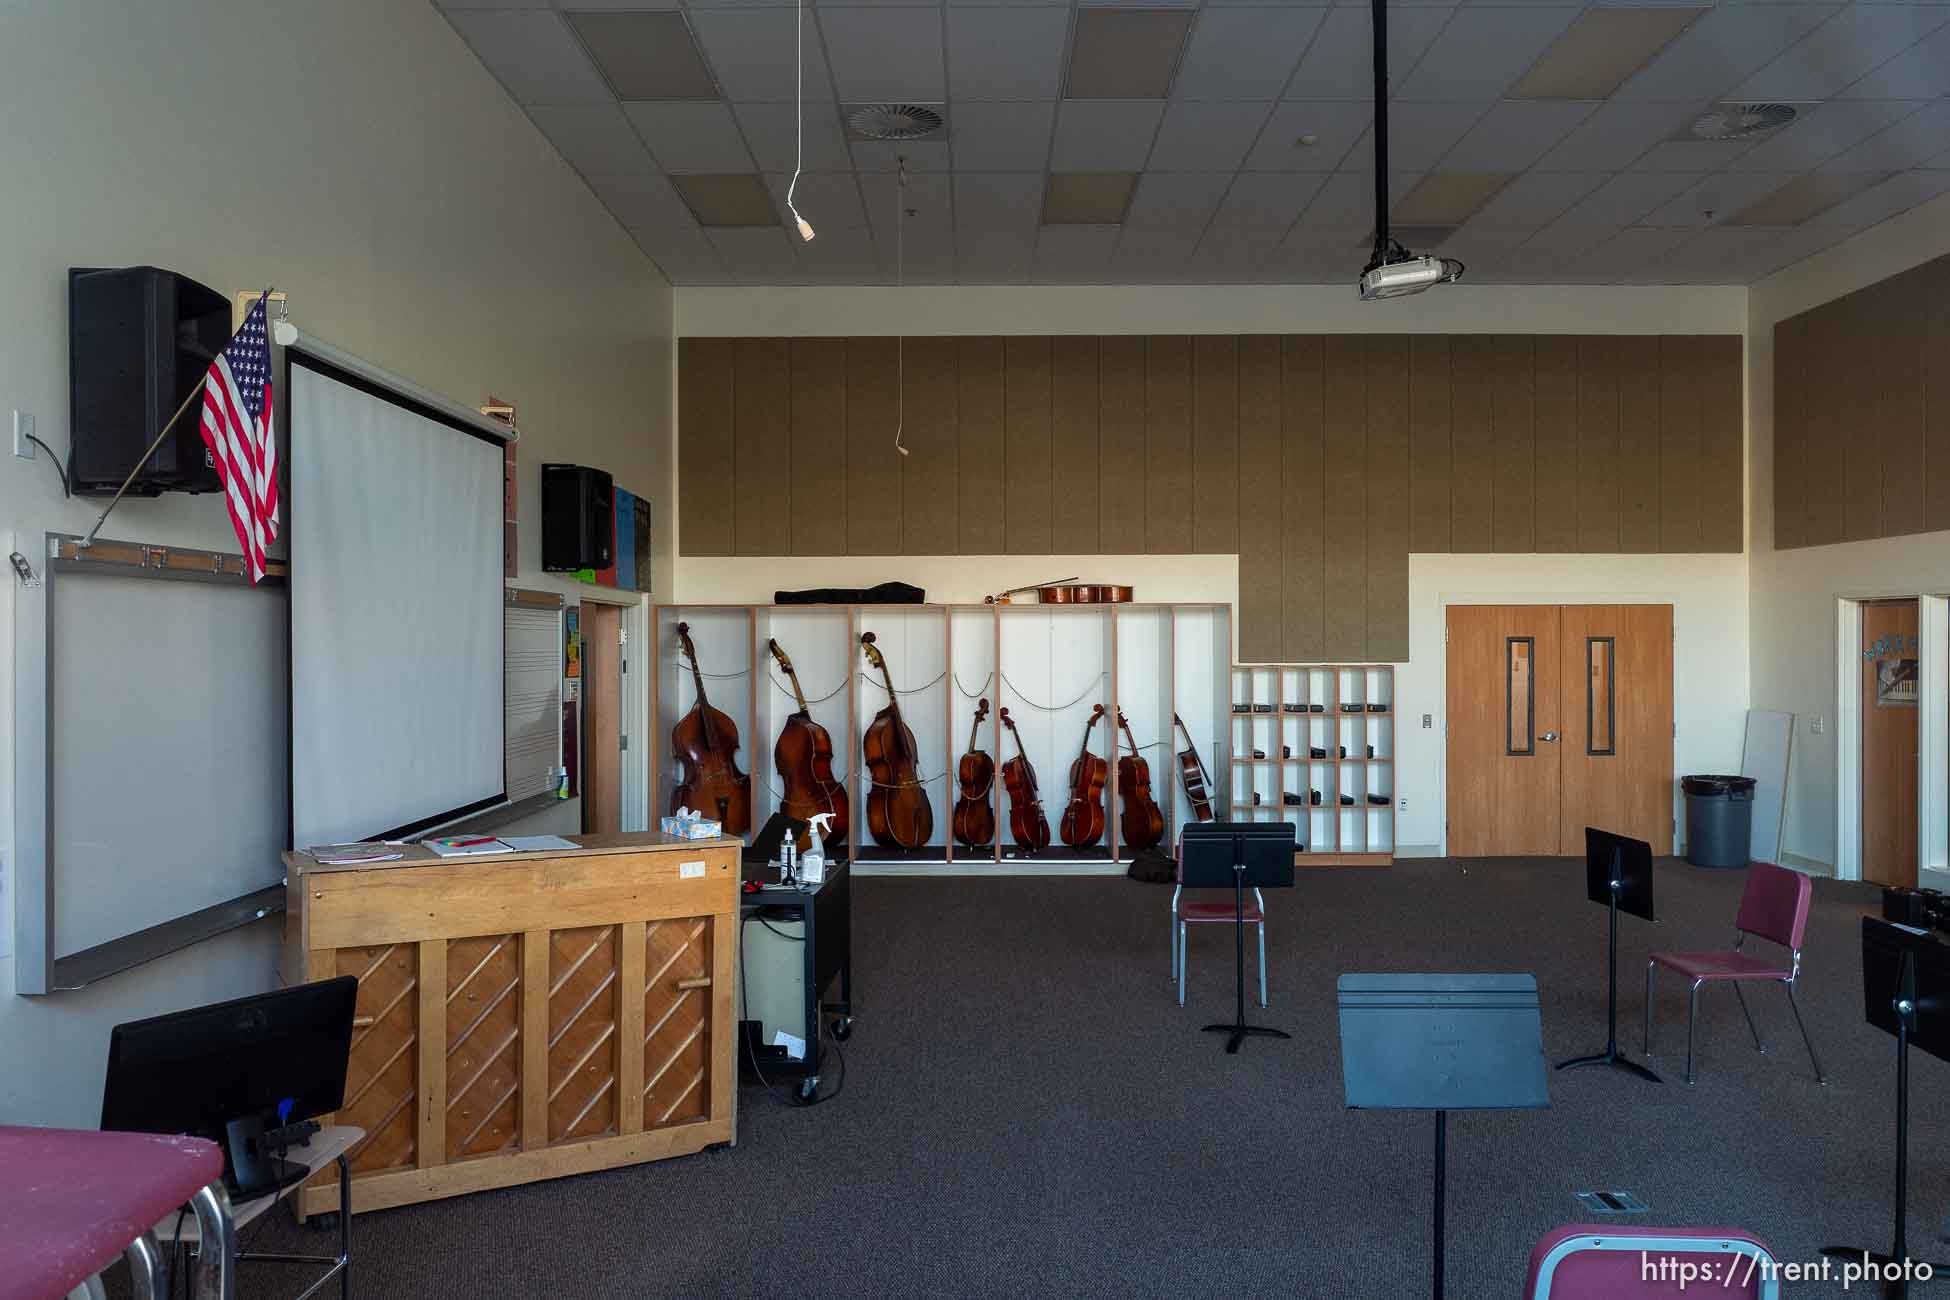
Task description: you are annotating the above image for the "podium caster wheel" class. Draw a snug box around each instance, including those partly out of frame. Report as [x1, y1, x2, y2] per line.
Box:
[831, 1016, 853, 1041]
[308, 1213, 341, 1232]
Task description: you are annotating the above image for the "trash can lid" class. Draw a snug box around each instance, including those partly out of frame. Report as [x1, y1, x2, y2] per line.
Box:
[1682, 774, 1756, 796]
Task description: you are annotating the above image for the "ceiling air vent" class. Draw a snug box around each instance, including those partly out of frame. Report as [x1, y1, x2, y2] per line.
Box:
[1686, 103, 1798, 142]
[845, 103, 945, 142]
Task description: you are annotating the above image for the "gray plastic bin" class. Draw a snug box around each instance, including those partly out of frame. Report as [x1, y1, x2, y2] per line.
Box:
[1682, 774, 1756, 869]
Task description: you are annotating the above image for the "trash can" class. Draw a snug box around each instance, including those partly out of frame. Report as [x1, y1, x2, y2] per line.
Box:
[1682, 774, 1757, 868]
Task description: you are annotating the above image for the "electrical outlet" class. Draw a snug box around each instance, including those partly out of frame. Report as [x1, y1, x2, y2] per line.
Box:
[1397, 796, 1407, 811]
[1421, 713, 1432, 729]
[1811, 715, 1825, 735]
[12, 411, 35, 460]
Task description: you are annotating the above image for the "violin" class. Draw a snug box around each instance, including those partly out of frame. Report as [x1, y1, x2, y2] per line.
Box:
[768, 638, 848, 852]
[860, 632, 934, 850]
[952, 697, 996, 849]
[1115, 708, 1166, 851]
[998, 707, 1052, 852]
[1172, 712, 1215, 824]
[1058, 704, 1109, 849]
[669, 622, 752, 833]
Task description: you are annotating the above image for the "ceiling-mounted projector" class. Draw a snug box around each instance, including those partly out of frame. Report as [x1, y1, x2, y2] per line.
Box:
[1359, 252, 1463, 302]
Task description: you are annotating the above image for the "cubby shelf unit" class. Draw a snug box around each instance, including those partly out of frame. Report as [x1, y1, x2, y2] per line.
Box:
[651, 603, 1232, 875]
[1228, 664, 1396, 867]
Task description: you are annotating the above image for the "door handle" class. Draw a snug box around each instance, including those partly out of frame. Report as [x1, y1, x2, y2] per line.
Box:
[1541, 731, 1560, 743]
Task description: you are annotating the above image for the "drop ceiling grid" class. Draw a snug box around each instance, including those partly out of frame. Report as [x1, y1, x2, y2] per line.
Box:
[436, 0, 1950, 287]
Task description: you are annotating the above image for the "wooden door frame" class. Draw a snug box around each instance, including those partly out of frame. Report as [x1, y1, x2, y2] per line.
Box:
[579, 597, 629, 835]
[1838, 593, 1945, 885]
[1438, 593, 1679, 858]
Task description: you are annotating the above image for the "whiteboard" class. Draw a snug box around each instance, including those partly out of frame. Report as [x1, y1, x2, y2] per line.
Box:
[48, 560, 289, 959]
[1740, 709, 1795, 864]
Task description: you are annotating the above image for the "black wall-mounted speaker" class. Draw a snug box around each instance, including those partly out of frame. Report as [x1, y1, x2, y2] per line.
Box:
[541, 463, 613, 572]
[68, 266, 231, 496]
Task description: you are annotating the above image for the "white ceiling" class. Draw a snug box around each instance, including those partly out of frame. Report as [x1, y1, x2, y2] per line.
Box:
[436, 0, 1950, 287]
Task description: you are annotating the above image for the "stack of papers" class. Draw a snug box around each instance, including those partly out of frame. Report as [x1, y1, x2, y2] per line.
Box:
[423, 836, 513, 857]
[309, 842, 404, 865]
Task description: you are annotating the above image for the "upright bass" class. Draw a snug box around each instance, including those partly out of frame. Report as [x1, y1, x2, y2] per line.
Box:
[953, 698, 996, 850]
[669, 622, 752, 833]
[767, 638, 847, 850]
[1058, 704, 1109, 849]
[860, 632, 934, 850]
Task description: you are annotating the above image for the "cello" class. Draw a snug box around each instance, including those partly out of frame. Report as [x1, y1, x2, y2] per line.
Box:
[998, 707, 1052, 852]
[1172, 713, 1215, 824]
[859, 632, 934, 850]
[669, 622, 752, 833]
[952, 697, 997, 849]
[1058, 704, 1109, 849]
[767, 637, 848, 851]
[1115, 708, 1166, 851]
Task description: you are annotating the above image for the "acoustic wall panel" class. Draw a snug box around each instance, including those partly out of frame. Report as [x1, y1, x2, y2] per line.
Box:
[957, 338, 1007, 554]
[902, 338, 960, 556]
[1322, 337, 1366, 659]
[1004, 337, 1054, 554]
[1236, 336, 1284, 664]
[1409, 336, 1452, 555]
[1698, 335, 1745, 554]
[1617, 336, 1663, 554]
[1365, 337, 1411, 663]
[1049, 337, 1102, 554]
[1839, 292, 1882, 545]
[1098, 336, 1148, 555]
[677, 339, 734, 556]
[1928, 256, 1950, 535]
[1492, 336, 1536, 553]
[733, 339, 791, 557]
[1771, 316, 1805, 551]
[1575, 337, 1621, 554]
[1531, 336, 1580, 554]
[1875, 277, 1925, 541]
[1192, 337, 1241, 558]
[1658, 337, 1702, 553]
[845, 337, 902, 555]
[789, 340, 848, 556]
[1281, 337, 1326, 662]
[1448, 337, 1495, 554]
[1145, 337, 1194, 554]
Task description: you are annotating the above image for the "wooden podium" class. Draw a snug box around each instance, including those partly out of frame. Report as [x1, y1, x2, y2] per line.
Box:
[282, 832, 739, 1217]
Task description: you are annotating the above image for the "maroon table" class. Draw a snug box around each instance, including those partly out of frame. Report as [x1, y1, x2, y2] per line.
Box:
[0, 1125, 224, 1300]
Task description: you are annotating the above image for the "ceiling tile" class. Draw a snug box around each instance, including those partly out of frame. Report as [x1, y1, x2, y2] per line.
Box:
[1740, 222, 1864, 280]
[1820, 101, 1950, 173]
[566, 10, 718, 100]
[1124, 172, 1232, 227]
[587, 173, 697, 230]
[634, 227, 726, 287]
[1212, 172, 1330, 226]
[956, 230, 1038, 278]
[1050, 101, 1168, 171]
[1434, 99, 1597, 171]
[1272, 224, 1369, 278]
[1043, 172, 1139, 224]
[1508, 6, 1705, 101]
[762, 172, 869, 230]
[793, 224, 879, 275]
[948, 7, 1070, 100]
[443, 10, 611, 105]
[1550, 226, 1695, 282]
[558, 0, 682, 10]
[861, 171, 955, 243]
[1066, 9, 1194, 99]
[527, 105, 658, 174]
[1731, 5, 1950, 102]
[1190, 225, 1286, 269]
[1034, 225, 1121, 275]
[1396, 7, 1583, 101]
[672, 172, 782, 227]
[819, 6, 945, 103]
[1521, 220, 1631, 265]
[951, 102, 1058, 172]
[688, 8, 836, 103]
[439, 0, 548, 8]
[1837, 22, 1950, 99]
[1145, 102, 1272, 171]
[1242, 102, 1372, 171]
[850, 139, 952, 173]
[624, 102, 755, 173]
[1728, 170, 1892, 224]
[1648, 225, 1791, 279]
[1555, 170, 1699, 225]
[1300, 169, 1422, 226]
[1465, 170, 1606, 229]
[1640, 170, 1801, 226]
[734, 103, 852, 173]
[1287, 6, 1452, 101]
[1174, 7, 1327, 101]
[1348, 102, 1486, 172]
[1810, 168, 1950, 226]
[954, 173, 1047, 232]
[1112, 226, 1204, 269]
[705, 227, 802, 284]
[1392, 171, 1514, 224]
[1533, 102, 1690, 171]
[1630, 139, 1762, 173]
[1731, 100, 1922, 172]
[1614, 5, 1841, 102]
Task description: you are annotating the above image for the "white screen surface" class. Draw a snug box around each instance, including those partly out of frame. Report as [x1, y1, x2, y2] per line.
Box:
[290, 354, 505, 848]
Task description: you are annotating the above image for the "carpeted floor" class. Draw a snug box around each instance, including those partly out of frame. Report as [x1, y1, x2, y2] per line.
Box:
[227, 859, 1949, 1298]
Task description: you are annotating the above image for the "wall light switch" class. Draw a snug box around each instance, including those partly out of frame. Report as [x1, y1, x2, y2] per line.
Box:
[1421, 713, 1432, 729]
[12, 411, 35, 460]
[1811, 715, 1824, 735]
[1397, 796, 1407, 811]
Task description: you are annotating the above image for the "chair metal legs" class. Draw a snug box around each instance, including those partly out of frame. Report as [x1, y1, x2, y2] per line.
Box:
[1256, 922, 1266, 1009]
[1732, 983, 1764, 1053]
[1686, 979, 1701, 1085]
[1784, 980, 1826, 1084]
[1176, 921, 1186, 1007]
[1177, 921, 1271, 1009]
[1643, 960, 1655, 1056]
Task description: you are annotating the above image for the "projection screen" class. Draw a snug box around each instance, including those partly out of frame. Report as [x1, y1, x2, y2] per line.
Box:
[288, 347, 506, 848]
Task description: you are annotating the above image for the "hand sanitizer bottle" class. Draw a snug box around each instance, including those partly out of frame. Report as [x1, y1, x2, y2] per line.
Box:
[800, 813, 832, 886]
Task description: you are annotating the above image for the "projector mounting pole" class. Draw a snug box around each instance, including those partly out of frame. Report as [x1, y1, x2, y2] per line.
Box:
[79, 376, 207, 549]
[1371, 0, 1391, 265]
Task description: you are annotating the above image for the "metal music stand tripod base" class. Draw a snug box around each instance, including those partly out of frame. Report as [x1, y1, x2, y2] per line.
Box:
[1201, 864, 1291, 1053]
[1556, 882, 1662, 1083]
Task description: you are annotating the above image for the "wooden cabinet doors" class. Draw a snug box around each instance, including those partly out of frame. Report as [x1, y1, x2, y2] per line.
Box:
[1446, 604, 1673, 856]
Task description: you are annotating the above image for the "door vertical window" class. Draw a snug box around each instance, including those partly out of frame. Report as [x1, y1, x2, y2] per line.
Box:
[1507, 637, 1534, 756]
[1587, 637, 1616, 756]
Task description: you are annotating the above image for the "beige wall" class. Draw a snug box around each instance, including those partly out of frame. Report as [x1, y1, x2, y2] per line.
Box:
[1746, 192, 1950, 872]
[0, 0, 672, 1124]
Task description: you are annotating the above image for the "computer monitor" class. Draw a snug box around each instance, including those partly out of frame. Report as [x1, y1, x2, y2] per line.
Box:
[1585, 826, 1654, 922]
[102, 976, 358, 1198]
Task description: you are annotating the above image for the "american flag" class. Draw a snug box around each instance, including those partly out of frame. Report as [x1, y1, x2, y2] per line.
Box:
[199, 294, 280, 582]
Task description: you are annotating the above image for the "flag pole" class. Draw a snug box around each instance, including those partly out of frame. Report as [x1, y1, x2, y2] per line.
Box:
[79, 378, 207, 548]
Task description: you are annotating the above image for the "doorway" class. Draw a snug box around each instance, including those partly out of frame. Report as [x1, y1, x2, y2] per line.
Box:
[581, 600, 623, 835]
[1860, 598, 1919, 887]
[1446, 604, 1674, 856]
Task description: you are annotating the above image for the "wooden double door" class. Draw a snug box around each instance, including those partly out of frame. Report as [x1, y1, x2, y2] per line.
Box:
[1447, 604, 1674, 856]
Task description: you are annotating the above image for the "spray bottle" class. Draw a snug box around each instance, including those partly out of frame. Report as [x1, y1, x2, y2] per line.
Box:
[800, 813, 833, 886]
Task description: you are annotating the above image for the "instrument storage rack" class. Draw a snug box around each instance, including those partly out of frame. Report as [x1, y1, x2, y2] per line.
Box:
[1229, 664, 1396, 867]
[652, 603, 1231, 872]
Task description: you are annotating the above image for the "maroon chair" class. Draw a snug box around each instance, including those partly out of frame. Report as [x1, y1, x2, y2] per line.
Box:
[1644, 861, 1824, 1086]
[1525, 1224, 1781, 1298]
[1169, 829, 1266, 1009]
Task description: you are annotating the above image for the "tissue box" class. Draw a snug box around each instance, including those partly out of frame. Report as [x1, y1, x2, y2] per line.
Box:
[660, 815, 722, 839]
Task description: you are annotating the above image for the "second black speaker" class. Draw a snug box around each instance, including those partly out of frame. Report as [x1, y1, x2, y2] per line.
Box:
[541, 463, 613, 572]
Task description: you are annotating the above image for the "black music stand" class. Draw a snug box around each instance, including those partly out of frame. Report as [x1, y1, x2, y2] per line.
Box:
[1820, 918, 1950, 1298]
[1181, 822, 1295, 1054]
[1558, 827, 1662, 1082]
[1339, 974, 1550, 1300]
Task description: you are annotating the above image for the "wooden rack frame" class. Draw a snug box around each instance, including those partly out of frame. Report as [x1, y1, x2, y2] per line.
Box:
[649, 603, 1232, 870]
[1228, 663, 1396, 867]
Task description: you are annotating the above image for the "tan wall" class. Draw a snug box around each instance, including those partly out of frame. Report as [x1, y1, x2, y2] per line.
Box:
[679, 334, 1741, 663]
[1772, 249, 1950, 550]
